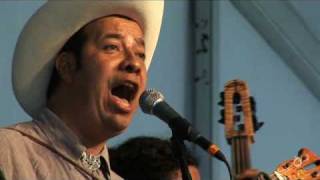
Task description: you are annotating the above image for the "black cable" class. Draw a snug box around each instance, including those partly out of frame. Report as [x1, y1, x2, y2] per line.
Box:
[218, 154, 233, 180]
[225, 160, 233, 180]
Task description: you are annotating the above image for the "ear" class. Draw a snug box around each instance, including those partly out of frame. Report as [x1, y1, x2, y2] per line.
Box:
[54, 52, 77, 83]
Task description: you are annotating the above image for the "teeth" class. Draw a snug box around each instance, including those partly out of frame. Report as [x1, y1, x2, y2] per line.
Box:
[124, 82, 134, 88]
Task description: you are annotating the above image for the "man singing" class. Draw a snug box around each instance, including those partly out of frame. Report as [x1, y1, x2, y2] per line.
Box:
[0, 1, 164, 179]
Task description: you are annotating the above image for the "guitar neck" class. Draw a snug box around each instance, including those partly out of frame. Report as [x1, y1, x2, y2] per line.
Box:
[231, 136, 251, 176]
[231, 137, 283, 180]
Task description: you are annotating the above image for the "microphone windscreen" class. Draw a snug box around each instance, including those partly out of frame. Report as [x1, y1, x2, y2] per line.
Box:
[139, 89, 164, 114]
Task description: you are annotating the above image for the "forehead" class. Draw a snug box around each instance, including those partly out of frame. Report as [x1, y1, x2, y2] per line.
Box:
[83, 16, 144, 41]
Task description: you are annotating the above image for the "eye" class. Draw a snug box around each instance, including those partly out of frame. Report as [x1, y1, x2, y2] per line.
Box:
[103, 44, 119, 52]
[137, 52, 145, 61]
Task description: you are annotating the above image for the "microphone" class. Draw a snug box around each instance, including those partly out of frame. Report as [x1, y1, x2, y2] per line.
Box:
[139, 89, 227, 162]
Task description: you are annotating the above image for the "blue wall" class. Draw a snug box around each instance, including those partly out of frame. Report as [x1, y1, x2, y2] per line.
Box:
[0, 1, 44, 123]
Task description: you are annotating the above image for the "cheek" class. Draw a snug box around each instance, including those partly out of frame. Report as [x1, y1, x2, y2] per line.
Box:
[140, 70, 148, 88]
[87, 68, 105, 88]
[82, 67, 111, 98]
[94, 61, 114, 83]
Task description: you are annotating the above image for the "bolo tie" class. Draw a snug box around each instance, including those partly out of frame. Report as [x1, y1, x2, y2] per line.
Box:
[80, 152, 111, 180]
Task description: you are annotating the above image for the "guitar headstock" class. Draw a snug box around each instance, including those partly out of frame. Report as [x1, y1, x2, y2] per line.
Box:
[218, 79, 264, 144]
[274, 148, 320, 180]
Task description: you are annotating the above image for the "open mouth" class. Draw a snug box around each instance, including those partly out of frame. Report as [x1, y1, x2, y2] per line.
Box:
[111, 81, 138, 103]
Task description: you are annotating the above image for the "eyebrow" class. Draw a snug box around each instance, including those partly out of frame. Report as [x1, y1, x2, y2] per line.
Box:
[101, 33, 145, 47]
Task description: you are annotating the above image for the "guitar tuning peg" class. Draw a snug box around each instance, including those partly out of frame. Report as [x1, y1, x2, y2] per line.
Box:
[218, 99, 224, 106]
[298, 149, 303, 157]
[254, 122, 264, 131]
[311, 171, 318, 178]
[233, 92, 240, 104]
[220, 109, 225, 117]
[234, 115, 241, 122]
[236, 105, 242, 112]
[218, 118, 225, 124]
[238, 124, 245, 131]
[252, 114, 257, 121]
[283, 162, 290, 169]
[220, 92, 225, 99]
[218, 92, 225, 106]
[250, 96, 256, 104]
[250, 96, 256, 112]
[252, 114, 264, 131]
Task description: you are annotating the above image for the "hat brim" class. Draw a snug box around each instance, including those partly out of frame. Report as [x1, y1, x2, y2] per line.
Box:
[12, 1, 164, 118]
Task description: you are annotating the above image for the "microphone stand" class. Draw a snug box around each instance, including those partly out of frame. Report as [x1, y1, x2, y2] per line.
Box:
[170, 131, 192, 180]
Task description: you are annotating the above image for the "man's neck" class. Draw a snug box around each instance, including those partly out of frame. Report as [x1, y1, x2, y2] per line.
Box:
[86, 143, 106, 156]
[47, 100, 108, 156]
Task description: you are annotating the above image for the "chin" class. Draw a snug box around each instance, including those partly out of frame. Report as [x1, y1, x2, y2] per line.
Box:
[102, 114, 133, 137]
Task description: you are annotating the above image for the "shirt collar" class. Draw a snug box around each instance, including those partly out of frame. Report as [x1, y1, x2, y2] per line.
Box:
[34, 108, 110, 166]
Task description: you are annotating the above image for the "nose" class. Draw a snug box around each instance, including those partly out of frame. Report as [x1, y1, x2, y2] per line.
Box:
[120, 51, 143, 74]
[121, 60, 141, 74]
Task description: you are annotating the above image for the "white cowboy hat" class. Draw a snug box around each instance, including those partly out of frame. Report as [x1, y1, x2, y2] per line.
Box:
[12, 0, 164, 118]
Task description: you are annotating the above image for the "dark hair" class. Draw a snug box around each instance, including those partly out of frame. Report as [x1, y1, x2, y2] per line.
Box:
[46, 28, 87, 98]
[109, 136, 199, 180]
